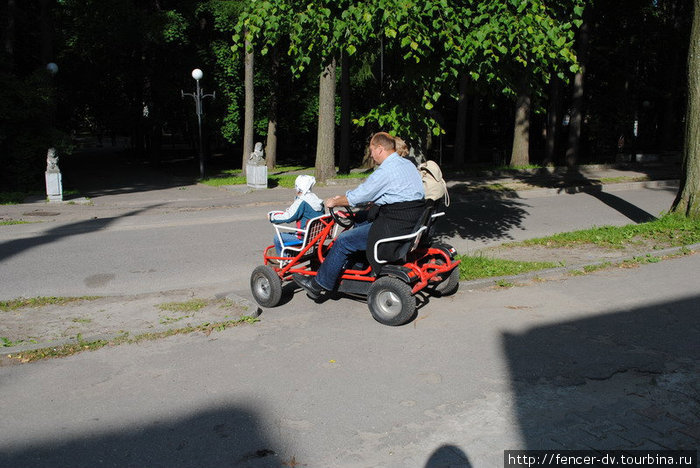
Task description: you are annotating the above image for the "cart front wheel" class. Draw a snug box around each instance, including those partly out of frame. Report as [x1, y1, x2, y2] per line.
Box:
[250, 265, 283, 308]
[367, 277, 416, 326]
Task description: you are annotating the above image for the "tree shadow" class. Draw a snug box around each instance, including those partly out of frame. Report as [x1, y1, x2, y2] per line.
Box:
[504, 294, 699, 450]
[432, 189, 530, 244]
[61, 150, 199, 199]
[0, 206, 163, 263]
[447, 162, 678, 228]
[0, 404, 287, 468]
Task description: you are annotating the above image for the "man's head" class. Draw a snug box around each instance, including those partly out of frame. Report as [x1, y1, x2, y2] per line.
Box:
[369, 132, 396, 165]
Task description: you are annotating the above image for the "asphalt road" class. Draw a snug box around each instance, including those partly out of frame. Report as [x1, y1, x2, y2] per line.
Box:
[0, 184, 678, 300]
[1, 249, 697, 467]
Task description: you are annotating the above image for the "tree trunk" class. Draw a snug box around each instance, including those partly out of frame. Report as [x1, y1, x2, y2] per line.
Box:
[266, 47, 279, 171]
[339, 51, 351, 174]
[242, 33, 254, 175]
[545, 76, 562, 166]
[469, 93, 480, 162]
[453, 74, 469, 168]
[565, 19, 589, 168]
[315, 58, 337, 182]
[672, 0, 700, 219]
[5, 0, 16, 58]
[510, 86, 531, 167]
[39, 0, 52, 65]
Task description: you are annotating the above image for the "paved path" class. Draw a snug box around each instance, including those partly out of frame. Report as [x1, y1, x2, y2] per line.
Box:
[0, 154, 697, 467]
[0, 253, 697, 467]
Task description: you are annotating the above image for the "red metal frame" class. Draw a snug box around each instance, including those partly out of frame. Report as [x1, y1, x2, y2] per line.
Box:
[263, 214, 460, 294]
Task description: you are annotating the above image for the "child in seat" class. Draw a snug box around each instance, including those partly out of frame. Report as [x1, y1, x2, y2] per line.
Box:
[268, 174, 324, 255]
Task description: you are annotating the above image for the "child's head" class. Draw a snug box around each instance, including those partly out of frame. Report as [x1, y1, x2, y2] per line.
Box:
[294, 175, 316, 195]
[394, 137, 409, 157]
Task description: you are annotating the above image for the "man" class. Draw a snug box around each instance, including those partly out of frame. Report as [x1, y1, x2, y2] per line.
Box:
[293, 132, 425, 299]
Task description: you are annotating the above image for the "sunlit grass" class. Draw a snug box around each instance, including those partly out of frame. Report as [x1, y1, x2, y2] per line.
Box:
[0, 296, 101, 312]
[456, 255, 559, 281]
[201, 165, 368, 188]
[510, 213, 700, 249]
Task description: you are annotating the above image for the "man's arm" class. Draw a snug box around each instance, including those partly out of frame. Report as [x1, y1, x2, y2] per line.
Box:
[325, 195, 349, 208]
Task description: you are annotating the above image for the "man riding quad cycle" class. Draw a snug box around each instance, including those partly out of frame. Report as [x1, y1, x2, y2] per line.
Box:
[249, 132, 460, 326]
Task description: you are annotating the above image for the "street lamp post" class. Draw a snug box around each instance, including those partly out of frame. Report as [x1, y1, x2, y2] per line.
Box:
[181, 68, 215, 179]
[45, 62, 63, 202]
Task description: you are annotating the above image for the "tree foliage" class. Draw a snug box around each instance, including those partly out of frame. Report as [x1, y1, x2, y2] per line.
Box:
[0, 0, 694, 198]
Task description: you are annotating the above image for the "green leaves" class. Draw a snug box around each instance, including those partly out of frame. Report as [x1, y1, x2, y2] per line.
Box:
[225, 0, 584, 149]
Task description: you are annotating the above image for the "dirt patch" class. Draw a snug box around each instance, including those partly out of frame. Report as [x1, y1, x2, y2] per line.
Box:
[0, 289, 257, 355]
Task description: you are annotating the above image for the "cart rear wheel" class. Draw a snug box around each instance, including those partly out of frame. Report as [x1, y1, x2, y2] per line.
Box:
[367, 277, 416, 326]
[250, 265, 283, 308]
[434, 266, 460, 296]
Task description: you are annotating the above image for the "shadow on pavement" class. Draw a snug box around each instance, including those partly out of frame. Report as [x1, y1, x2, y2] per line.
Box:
[0, 404, 287, 468]
[425, 444, 472, 467]
[504, 294, 699, 450]
[434, 193, 530, 244]
[0, 206, 163, 263]
[583, 188, 657, 223]
[61, 149, 200, 199]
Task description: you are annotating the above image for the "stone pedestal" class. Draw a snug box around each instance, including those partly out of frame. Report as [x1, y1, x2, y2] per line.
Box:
[246, 164, 268, 189]
[45, 171, 63, 202]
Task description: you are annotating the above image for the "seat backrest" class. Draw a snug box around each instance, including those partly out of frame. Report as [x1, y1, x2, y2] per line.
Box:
[281, 214, 332, 255]
[302, 215, 327, 246]
[387, 203, 435, 262]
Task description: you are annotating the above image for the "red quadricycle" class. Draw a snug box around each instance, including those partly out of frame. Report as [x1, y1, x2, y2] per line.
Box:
[250, 203, 461, 326]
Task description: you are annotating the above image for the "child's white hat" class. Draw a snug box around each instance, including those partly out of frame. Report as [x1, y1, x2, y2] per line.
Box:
[295, 175, 316, 194]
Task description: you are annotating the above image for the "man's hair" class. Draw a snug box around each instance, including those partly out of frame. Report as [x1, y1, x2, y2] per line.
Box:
[370, 132, 396, 151]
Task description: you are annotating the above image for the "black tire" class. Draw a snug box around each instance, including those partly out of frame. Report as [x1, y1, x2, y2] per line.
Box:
[250, 265, 283, 308]
[367, 277, 416, 326]
[429, 243, 460, 296]
[434, 265, 460, 296]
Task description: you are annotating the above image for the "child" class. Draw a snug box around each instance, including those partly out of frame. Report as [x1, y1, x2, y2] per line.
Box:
[269, 174, 324, 255]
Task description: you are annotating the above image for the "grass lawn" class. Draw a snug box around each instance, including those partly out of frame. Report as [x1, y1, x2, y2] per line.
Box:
[456, 213, 700, 280]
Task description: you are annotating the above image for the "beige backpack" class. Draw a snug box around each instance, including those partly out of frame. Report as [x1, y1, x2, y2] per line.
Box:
[419, 160, 450, 206]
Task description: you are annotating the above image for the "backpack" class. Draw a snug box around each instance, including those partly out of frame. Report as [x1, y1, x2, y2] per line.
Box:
[419, 160, 450, 206]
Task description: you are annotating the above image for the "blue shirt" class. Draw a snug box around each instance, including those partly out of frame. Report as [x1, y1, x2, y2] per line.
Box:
[346, 153, 425, 206]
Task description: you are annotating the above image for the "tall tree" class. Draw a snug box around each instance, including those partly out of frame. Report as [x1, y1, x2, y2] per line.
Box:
[672, 0, 700, 218]
[265, 46, 280, 170]
[453, 74, 469, 167]
[4, 0, 16, 57]
[544, 76, 562, 165]
[339, 51, 351, 174]
[240, 31, 254, 174]
[565, 19, 589, 168]
[510, 80, 531, 167]
[315, 58, 337, 181]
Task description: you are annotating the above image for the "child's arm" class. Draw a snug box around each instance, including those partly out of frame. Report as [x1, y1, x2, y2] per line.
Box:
[269, 198, 304, 224]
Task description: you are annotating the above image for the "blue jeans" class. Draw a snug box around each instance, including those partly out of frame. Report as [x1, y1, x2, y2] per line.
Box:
[315, 220, 372, 290]
[273, 232, 303, 255]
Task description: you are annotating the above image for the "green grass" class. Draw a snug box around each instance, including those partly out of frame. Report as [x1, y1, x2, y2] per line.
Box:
[0, 220, 30, 226]
[1, 190, 82, 205]
[157, 299, 209, 313]
[464, 213, 699, 282]
[1, 337, 37, 348]
[511, 213, 700, 250]
[456, 255, 559, 281]
[6, 316, 260, 362]
[200, 165, 368, 188]
[0, 192, 31, 205]
[0, 296, 101, 312]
